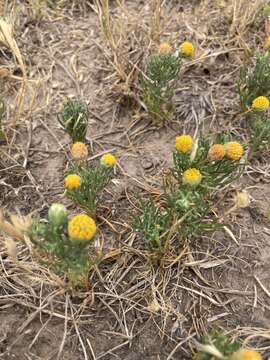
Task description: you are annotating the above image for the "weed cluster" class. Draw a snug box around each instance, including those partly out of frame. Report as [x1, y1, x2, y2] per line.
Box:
[194, 331, 262, 360]
[58, 98, 89, 142]
[30, 204, 98, 286]
[141, 41, 195, 122]
[238, 37, 270, 155]
[134, 134, 245, 250]
[65, 143, 117, 217]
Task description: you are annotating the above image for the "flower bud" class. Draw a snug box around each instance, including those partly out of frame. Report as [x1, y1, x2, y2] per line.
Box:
[48, 203, 68, 227]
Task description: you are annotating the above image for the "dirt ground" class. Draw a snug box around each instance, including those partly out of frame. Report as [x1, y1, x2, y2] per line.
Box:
[0, 0, 270, 359]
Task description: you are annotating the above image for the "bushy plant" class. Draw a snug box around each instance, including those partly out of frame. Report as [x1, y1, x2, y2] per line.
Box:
[30, 204, 97, 286]
[58, 98, 88, 142]
[194, 331, 262, 360]
[238, 50, 270, 111]
[65, 144, 117, 217]
[141, 41, 194, 122]
[249, 111, 270, 153]
[133, 134, 245, 251]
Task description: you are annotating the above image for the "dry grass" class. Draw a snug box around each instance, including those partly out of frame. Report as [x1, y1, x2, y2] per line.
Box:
[0, 0, 270, 359]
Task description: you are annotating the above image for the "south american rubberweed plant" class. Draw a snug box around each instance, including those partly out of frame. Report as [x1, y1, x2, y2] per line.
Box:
[249, 111, 270, 154]
[65, 164, 115, 217]
[133, 134, 245, 251]
[194, 331, 241, 360]
[58, 98, 88, 142]
[141, 52, 182, 122]
[29, 204, 97, 287]
[238, 50, 270, 111]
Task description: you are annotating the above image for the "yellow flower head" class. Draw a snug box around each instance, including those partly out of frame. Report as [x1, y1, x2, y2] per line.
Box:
[159, 42, 172, 54]
[225, 141, 244, 161]
[68, 214, 96, 241]
[183, 168, 202, 186]
[64, 174, 81, 190]
[266, 36, 270, 48]
[208, 144, 226, 161]
[175, 135, 193, 153]
[71, 142, 88, 160]
[252, 96, 269, 111]
[180, 41, 195, 57]
[101, 153, 117, 167]
[231, 349, 262, 360]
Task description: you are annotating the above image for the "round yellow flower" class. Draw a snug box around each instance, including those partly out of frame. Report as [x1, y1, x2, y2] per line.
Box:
[159, 42, 172, 54]
[225, 141, 244, 161]
[266, 36, 270, 48]
[175, 135, 193, 153]
[101, 153, 117, 167]
[71, 142, 88, 160]
[68, 214, 96, 241]
[180, 41, 195, 57]
[208, 144, 226, 161]
[64, 174, 81, 190]
[251, 96, 269, 111]
[231, 349, 262, 360]
[183, 168, 202, 186]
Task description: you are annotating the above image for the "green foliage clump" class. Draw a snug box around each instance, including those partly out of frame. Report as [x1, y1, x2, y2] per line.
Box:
[194, 331, 241, 360]
[58, 98, 88, 142]
[249, 112, 270, 154]
[29, 204, 96, 286]
[65, 164, 115, 217]
[141, 52, 182, 122]
[238, 51, 270, 111]
[133, 134, 245, 251]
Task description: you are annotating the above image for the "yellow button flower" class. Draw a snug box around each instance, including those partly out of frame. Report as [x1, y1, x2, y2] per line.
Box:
[183, 168, 202, 186]
[231, 349, 262, 360]
[68, 214, 96, 241]
[266, 36, 270, 48]
[251, 96, 269, 111]
[175, 135, 193, 153]
[64, 174, 81, 190]
[159, 42, 172, 54]
[225, 142, 244, 161]
[208, 144, 226, 161]
[101, 153, 117, 167]
[180, 41, 195, 57]
[71, 142, 88, 160]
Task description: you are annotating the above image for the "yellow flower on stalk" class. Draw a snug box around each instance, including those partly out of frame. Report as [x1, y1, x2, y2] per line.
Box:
[183, 168, 202, 186]
[225, 142, 244, 161]
[208, 144, 226, 161]
[71, 142, 88, 160]
[175, 135, 193, 153]
[266, 36, 270, 48]
[180, 41, 195, 57]
[251, 96, 269, 111]
[64, 174, 81, 190]
[159, 42, 172, 54]
[231, 349, 262, 360]
[101, 153, 117, 167]
[68, 214, 96, 241]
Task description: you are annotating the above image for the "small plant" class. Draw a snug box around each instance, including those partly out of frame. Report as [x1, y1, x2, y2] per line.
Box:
[58, 98, 88, 142]
[133, 134, 245, 251]
[194, 331, 262, 360]
[133, 200, 170, 250]
[238, 45, 270, 111]
[65, 147, 117, 216]
[141, 41, 194, 122]
[249, 110, 270, 153]
[29, 204, 98, 286]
